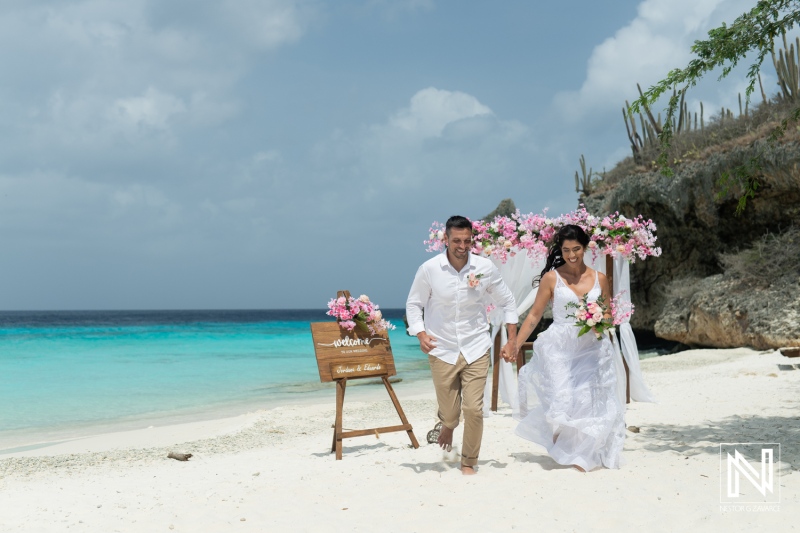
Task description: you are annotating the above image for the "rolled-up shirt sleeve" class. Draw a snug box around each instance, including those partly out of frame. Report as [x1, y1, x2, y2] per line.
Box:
[405, 265, 429, 336]
[485, 264, 519, 325]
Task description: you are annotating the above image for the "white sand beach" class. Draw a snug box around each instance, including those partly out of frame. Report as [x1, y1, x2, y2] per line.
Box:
[1, 347, 797, 532]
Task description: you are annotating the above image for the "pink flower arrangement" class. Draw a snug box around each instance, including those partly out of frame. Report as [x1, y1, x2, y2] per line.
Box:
[326, 294, 395, 335]
[565, 292, 636, 340]
[589, 209, 662, 262]
[565, 294, 615, 340]
[424, 222, 447, 253]
[610, 292, 635, 325]
[423, 206, 661, 263]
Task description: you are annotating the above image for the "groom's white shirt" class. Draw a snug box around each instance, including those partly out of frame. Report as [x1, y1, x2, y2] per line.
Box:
[406, 252, 518, 365]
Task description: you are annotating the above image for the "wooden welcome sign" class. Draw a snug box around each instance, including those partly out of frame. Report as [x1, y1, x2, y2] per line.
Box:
[311, 291, 419, 460]
[310, 322, 396, 382]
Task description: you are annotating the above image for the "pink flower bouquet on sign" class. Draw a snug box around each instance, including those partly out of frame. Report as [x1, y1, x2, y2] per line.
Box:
[565, 293, 634, 340]
[326, 294, 395, 335]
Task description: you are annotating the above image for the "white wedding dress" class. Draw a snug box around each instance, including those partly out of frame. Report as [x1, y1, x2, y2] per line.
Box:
[515, 270, 626, 470]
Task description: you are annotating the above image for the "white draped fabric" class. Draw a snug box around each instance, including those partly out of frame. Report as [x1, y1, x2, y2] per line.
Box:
[483, 251, 543, 417]
[612, 257, 656, 402]
[583, 253, 628, 409]
[482, 249, 654, 417]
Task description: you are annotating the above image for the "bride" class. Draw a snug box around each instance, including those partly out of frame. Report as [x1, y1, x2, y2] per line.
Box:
[502, 224, 625, 471]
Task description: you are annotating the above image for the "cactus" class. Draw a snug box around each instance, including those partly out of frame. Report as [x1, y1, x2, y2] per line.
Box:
[647, 124, 656, 144]
[685, 102, 690, 131]
[636, 84, 663, 135]
[772, 34, 800, 101]
[575, 154, 593, 195]
[758, 73, 768, 105]
[676, 88, 686, 132]
[623, 106, 638, 159]
[641, 117, 653, 146]
[700, 102, 704, 130]
[626, 84, 702, 154]
[640, 113, 658, 148]
[623, 103, 644, 161]
[735, 93, 749, 117]
[638, 113, 647, 146]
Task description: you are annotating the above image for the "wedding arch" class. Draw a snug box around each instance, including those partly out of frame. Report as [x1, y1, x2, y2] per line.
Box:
[423, 206, 662, 416]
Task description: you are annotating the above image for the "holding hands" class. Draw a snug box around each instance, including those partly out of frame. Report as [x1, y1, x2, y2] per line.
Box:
[500, 341, 518, 363]
[418, 327, 518, 361]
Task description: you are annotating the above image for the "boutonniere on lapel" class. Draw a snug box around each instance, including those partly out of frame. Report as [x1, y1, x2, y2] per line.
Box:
[467, 273, 485, 288]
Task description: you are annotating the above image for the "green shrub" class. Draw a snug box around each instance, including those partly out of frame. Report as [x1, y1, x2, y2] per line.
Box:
[719, 226, 800, 286]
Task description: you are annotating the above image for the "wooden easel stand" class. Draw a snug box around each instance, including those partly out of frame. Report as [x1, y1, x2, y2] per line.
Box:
[331, 375, 420, 460]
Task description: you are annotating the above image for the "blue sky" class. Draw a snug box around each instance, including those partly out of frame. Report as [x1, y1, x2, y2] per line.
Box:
[0, 0, 767, 309]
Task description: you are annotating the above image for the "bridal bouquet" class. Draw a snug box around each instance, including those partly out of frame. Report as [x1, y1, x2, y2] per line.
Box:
[566, 293, 633, 340]
[326, 294, 395, 335]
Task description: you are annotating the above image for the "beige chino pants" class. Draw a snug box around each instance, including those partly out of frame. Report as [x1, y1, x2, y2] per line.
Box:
[428, 351, 490, 467]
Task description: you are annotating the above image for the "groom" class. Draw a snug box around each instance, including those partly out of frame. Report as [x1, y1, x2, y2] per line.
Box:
[406, 215, 518, 475]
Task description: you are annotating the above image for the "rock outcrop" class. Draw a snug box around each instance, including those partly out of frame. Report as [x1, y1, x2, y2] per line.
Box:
[654, 275, 800, 350]
[582, 140, 800, 349]
[483, 198, 517, 220]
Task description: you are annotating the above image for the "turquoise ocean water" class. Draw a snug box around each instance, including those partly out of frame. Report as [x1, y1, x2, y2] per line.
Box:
[0, 310, 429, 447]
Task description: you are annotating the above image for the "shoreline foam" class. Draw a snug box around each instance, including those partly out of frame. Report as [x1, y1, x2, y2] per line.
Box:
[0, 377, 435, 456]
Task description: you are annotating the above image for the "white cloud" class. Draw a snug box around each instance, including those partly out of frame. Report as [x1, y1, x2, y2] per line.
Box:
[32, 1, 140, 47]
[184, 92, 241, 126]
[306, 86, 542, 221]
[538, 0, 767, 199]
[219, 0, 316, 49]
[388, 87, 493, 138]
[253, 149, 282, 163]
[0, 0, 311, 164]
[554, 0, 755, 123]
[112, 87, 187, 130]
[0, 171, 184, 241]
[23, 0, 316, 52]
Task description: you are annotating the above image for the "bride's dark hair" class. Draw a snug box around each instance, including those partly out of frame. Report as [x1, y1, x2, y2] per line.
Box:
[532, 224, 590, 288]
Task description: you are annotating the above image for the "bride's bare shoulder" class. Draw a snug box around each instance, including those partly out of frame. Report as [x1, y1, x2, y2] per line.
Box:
[540, 270, 557, 286]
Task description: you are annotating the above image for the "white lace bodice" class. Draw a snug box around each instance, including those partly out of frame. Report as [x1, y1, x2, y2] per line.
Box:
[552, 270, 601, 325]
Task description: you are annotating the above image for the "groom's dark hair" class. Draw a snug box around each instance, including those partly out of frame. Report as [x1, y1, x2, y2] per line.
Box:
[445, 215, 472, 236]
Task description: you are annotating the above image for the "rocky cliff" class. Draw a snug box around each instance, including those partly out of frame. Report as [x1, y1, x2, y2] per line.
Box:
[582, 139, 800, 349]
